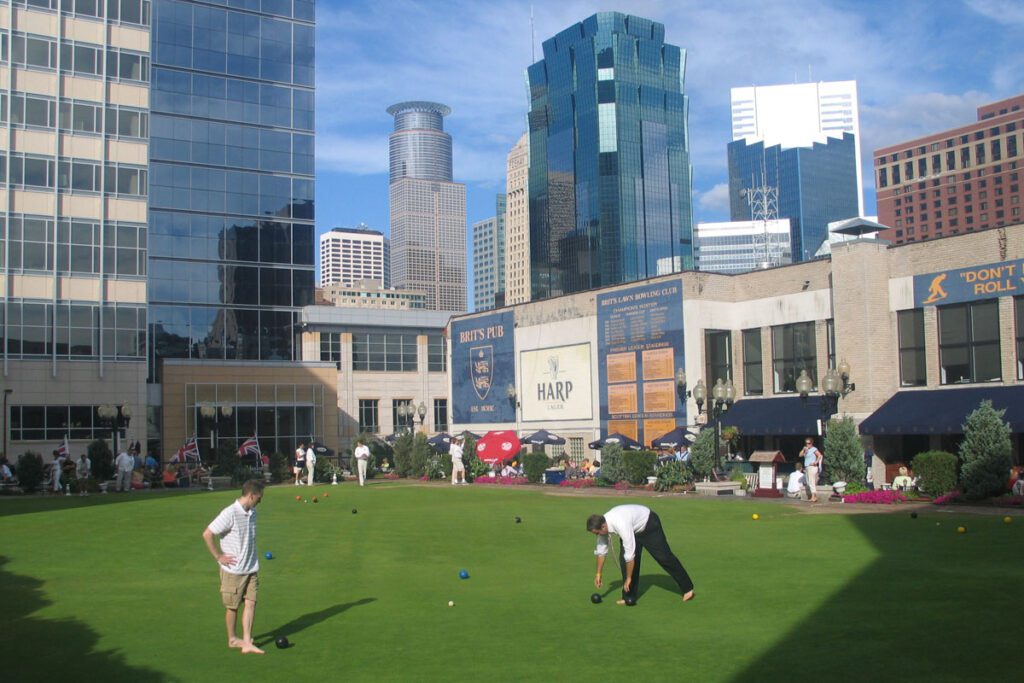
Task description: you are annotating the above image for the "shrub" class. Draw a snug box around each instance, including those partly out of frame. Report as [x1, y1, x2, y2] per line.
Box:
[688, 429, 717, 480]
[17, 452, 45, 492]
[392, 432, 414, 477]
[841, 481, 868, 495]
[959, 400, 1013, 500]
[911, 450, 959, 497]
[231, 465, 258, 485]
[410, 433, 432, 478]
[654, 461, 691, 491]
[268, 451, 291, 483]
[523, 452, 550, 483]
[621, 450, 658, 485]
[823, 416, 864, 484]
[88, 439, 114, 481]
[598, 444, 626, 484]
[312, 456, 338, 483]
[729, 466, 749, 491]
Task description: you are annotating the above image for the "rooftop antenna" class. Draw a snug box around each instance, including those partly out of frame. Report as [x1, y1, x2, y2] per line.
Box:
[742, 151, 781, 270]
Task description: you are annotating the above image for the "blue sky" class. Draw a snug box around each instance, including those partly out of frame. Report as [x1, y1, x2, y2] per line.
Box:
[313, 0, 1024, 294]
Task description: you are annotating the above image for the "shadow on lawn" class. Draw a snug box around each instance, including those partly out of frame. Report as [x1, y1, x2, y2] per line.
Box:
[0, 488, 212, 518]
[0, 555, 172, 682]
[730, 513, 1019, 682]
[254, 598, 377, 647]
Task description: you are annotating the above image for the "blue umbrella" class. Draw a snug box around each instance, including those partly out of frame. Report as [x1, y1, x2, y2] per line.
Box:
[650, 427, 697, 449]
[588, 433, 643, 451]
[522, 429, 566, 446]
[427, 432, 452, 453]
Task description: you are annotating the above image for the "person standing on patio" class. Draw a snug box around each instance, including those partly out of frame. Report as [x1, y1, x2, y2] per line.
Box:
[801, 437, 823, 502]
[354, 439, 370, 486]
[293, 442, 306, 485]
[586, 504, 695, 605]
[305, 443, 316, 486]
[450, 437, 466, 485]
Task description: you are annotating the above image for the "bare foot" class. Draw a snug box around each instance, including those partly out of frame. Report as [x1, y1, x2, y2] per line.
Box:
[228, 638, 244, 649]
[615, 599, 627, 605]
[240, 642, 265, 655]
[682, 591, 695, 602]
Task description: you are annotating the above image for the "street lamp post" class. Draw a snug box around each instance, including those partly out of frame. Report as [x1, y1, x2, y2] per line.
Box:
[797, 360, 855, 438]
[691, 378, 736, 470]
[3, 389, 12, 462]
[416, 401, 427, 430]
[97, 404, 132, 455]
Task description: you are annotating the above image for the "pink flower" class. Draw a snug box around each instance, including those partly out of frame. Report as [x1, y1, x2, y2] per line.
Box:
[842, 490, 907, 504]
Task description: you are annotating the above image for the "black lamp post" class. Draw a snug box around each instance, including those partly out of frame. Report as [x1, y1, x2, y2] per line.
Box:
[797, 359, 855, 438]
[97, 404, 132, 454]
[416, 401, 427, 428]
[3, 388, 12, 462]
[692, 377, 736, 470]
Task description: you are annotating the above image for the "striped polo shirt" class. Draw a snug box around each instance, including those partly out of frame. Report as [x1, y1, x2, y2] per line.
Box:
[207, 499, 259, 575]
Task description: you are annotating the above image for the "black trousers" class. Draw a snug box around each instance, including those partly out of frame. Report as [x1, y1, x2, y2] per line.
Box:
[618, 511, 694, 600]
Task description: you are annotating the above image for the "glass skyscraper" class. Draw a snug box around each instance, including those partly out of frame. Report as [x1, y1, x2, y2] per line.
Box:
[387, 101, 466, 312]
[527, 12, 694, 299]
[148, 0, 315, 373]
[727, 134, 859, 261]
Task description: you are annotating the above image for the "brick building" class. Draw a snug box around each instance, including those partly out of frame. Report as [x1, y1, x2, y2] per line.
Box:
[874, 94, 1024, 245]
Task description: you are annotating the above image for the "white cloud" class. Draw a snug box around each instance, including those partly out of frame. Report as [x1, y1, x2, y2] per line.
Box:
[317, 133, 389, 175]
[964, 0, 1024, 25]
[697, 182, 731, 214]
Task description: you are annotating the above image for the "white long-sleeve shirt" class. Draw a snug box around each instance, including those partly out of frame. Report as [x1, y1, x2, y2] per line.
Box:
[594, 504, 651, 562]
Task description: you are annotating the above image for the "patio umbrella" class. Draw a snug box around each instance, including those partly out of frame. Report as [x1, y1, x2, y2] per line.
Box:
[427, 432, 452, 454]
[588, 433, 643, 451]
[650, 427, 697, 449]
[522, 429, 566, 446]
[474, 430, 522, 464]
[309, 441, 335, 456]
[383, 433, 398, 445]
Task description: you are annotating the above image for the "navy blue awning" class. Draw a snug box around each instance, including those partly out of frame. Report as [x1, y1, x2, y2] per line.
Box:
[719, 396, 826, 436]
[858, 386, 1024, 435]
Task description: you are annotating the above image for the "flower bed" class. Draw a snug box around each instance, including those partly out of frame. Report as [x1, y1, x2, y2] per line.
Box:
[558, 478, 596, 489]
[470, 476, 529, 486]
[842, 490, 907, 504]
[383, 472, 400, 480]
[933, 491, 1024, 506]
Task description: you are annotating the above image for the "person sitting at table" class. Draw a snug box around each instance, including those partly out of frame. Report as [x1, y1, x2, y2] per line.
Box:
[892, 466, 914, 491]
[579, 459, 594, 477]
[162, 466, 177, 488]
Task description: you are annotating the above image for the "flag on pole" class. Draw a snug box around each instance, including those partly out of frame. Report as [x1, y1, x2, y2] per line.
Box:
[172, 436, 200, 463]
[56, 435, 70, 458]
[238, 437, 261, 458]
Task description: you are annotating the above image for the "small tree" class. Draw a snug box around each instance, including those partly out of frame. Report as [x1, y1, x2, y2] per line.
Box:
[410, 432, 431, 478]
[822, 415, 864, 484]
[392, 432, 414, 477]
[88, 439, 114, 481]
[522, 452, 550, 483]
[689, 429, 717, 481]
[17, 452, 45, 492]
[959, 400, 1012, 500]
[598, 444, 626, 484]
[911, 451, 958, 497]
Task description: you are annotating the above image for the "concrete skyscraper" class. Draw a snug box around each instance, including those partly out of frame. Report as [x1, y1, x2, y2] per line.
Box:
[387, 101, 466, 312]
[504, 134, 531, 305]
[319, 226, 390, 288]
[527, 12, 694, 299]
[471, 195, 506, 312]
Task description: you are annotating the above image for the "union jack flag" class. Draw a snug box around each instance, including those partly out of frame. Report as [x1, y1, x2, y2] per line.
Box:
[56, 436, 70, 458]
[238, 437, 261, 458]
[172, 436, 200, 463]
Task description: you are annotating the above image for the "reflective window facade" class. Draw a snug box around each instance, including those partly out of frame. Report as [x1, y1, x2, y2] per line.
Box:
[149, 0, 315, 373]
[728, 134, 859, 262]
[527, 12, 694, 298]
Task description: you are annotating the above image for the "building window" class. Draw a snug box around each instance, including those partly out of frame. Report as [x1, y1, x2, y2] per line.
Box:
[938, 300, 1000, 384]
[9, 405, 117, 441]
[352, 333, 417, 372]
[826, 319, 836, 369]
[704, 330, 732, 386]
[428, 334, 447, 372]
[1017, 297, 1024, 380]
[772, 322, 817, 392]
[897, 309, 926, 387]
[320, 332, 341, 362]
[742, 329, 763, 396]
[392, 399, 413, 434]
[433, 399, 448, 433]
[358, 399, 378, 434]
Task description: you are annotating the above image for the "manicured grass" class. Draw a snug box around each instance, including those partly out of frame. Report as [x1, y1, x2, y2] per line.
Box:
[0, 484, 1020, 682]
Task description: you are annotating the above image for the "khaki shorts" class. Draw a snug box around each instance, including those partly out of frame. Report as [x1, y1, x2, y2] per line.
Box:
[220, 569, 258, 609]
[452, 459, 465, 473]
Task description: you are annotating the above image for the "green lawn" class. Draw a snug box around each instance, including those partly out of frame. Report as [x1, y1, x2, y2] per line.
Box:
[0, 484, 1020, 682]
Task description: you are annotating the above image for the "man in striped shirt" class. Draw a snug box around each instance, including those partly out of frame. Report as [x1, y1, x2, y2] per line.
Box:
[587, 504, 695, 605]
[203, 479, 265, 654]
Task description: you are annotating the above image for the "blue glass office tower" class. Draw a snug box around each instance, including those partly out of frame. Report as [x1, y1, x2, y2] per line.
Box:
[527, 12, 694, 299]
[148, 0, 315, 374]
[727, 134, 859, 262]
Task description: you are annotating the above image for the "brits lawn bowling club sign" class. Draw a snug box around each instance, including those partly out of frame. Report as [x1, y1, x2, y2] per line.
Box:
[519, 343, 593, 422]
[451, 310, 516, 424]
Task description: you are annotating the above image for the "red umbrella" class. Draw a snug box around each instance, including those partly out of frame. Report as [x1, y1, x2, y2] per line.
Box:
[475, 431, 522, 465]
